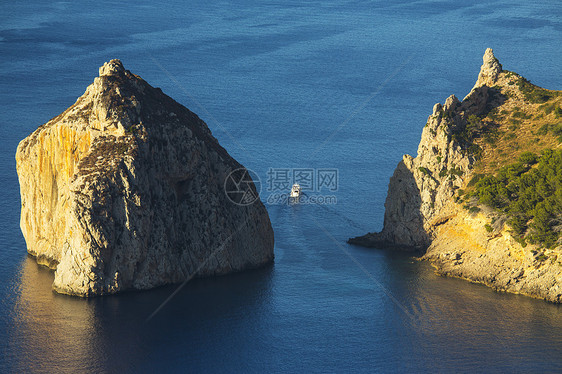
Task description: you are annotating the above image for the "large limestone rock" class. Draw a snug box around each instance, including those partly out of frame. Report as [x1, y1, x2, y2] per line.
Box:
[349, 49, 562, 303]
[16, 59, 274, 296]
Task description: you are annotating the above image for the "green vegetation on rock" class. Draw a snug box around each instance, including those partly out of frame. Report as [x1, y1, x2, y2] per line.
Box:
[516, 76, 558, 104]
[469, 150, 562, 248]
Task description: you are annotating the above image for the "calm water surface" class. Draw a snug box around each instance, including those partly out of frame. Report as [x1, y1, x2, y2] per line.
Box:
[1, 1, 562, 372]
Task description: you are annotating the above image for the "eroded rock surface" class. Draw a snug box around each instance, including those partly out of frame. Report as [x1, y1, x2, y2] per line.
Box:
[16, 59, 274, 296]
[349, 49, 562, 303]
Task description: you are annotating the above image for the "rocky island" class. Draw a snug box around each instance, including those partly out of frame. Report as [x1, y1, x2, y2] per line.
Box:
[350, 49, 562, 303]
[16, 60, 274, 297]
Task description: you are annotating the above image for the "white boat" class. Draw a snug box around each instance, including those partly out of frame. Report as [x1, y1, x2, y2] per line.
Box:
[289, 183, 301, 198]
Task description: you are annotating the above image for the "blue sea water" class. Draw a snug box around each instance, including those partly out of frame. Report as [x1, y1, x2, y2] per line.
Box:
[1, 1, 562, 372]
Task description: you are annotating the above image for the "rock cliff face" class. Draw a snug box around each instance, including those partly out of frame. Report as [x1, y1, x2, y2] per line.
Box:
[348, 53, 497, 250]
[16, 60, 274, 296]
[349, 49, 562, 303]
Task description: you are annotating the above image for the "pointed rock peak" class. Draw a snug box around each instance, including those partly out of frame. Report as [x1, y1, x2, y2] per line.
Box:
[99, 59, 125, 77]
[432, 103, 442, 116]
[474, 48, 502, 88]
[483, 48, 498, 65]
[444, 94, 460, 112]
[431, 95, 459, 116]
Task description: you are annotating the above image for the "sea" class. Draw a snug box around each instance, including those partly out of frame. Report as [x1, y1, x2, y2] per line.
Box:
[1, 1, 562, 372]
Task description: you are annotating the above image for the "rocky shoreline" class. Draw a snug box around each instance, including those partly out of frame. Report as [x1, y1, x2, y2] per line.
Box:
[349, 49, 562, 303]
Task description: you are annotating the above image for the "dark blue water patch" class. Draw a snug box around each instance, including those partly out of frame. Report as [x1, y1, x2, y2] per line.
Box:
[460, 3, 514, 17]
[385, 0, 483, 16]
[486, 16, 561, 31]
[189, 25, 348, 62]
[249, 23, 281, 28]
[0, 25, 131, 47]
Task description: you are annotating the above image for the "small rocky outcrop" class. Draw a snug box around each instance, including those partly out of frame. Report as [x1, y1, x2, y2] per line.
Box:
[474, 47, 502, 89]
[16, 59, 274, 297]
[349, 49, 562, 303]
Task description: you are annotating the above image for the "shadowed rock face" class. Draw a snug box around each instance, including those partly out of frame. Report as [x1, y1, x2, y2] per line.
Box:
[16, 59, 274, 297]
[348, 158, 429, 251]
[349, 49, 505, 252]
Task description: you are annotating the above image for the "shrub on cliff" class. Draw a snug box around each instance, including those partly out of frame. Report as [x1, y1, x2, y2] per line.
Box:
[516, 77, 557, 104]
[470, 149, 562, 248]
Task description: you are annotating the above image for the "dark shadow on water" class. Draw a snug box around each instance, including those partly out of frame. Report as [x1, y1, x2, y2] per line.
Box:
[5, 256, 274, 373]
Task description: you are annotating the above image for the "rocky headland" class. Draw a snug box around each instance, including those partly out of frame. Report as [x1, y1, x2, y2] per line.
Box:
[350, 49, 562, 303]
[16, 60, 274, 297]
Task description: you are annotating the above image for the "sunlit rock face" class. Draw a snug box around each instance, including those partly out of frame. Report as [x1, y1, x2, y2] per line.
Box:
[16, 59, 274, 297]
